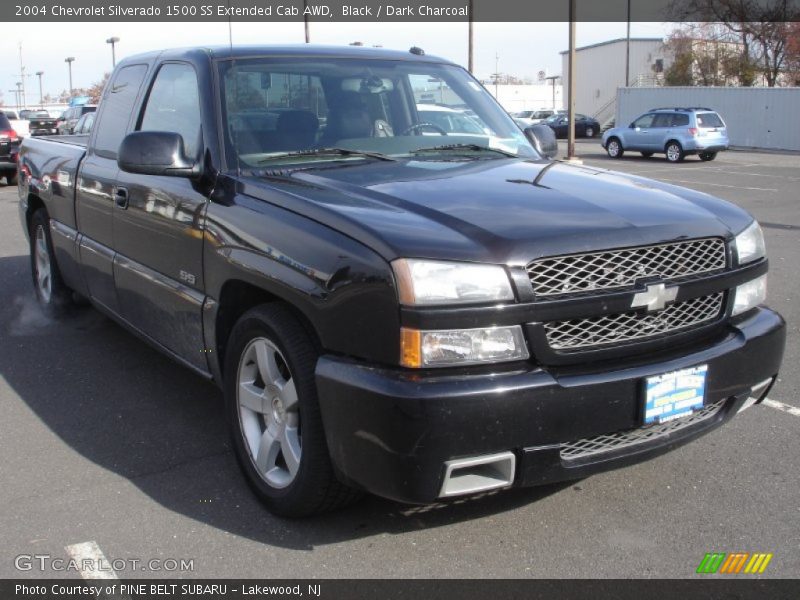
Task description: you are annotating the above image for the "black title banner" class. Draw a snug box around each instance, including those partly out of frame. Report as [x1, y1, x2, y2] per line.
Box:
[5, 0, 800, 22]
[4, 579, 800, 600]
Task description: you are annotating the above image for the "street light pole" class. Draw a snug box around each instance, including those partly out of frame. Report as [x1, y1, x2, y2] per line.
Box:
[16, 82, 23, 110]
[106, 37, 120, 67]
[65, 57, 75, 98]
[36, 71, 44, 106]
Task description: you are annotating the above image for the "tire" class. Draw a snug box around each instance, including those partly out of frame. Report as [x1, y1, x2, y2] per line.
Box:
[665, 141, 685, 163]
[6, 171, 18, 186]
[699, 151, 717, 162]
[640, 151, 654, 158]
[584, 127, 595, 138]
[29, 209, 73, 317]
[224, 303, 361, 517]
[606, 137, 624, 158]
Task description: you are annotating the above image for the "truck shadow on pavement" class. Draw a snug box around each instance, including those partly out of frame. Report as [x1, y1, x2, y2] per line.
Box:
[0, 254, 572, 550]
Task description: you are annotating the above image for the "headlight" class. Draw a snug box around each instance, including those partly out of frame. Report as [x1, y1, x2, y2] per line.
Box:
[392, 259, 514, 306]
[401, 326, 529, 368]
[732, 274, 767, 316]
[734, 221, 766, 264]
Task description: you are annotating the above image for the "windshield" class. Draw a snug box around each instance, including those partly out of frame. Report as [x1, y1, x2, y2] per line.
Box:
[217, 56, 536, 169]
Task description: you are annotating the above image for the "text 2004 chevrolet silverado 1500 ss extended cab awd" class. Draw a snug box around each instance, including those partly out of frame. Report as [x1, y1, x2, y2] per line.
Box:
[18, 46, 785, 517]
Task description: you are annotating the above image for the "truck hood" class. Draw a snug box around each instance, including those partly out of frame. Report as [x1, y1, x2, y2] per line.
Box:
[241, 158, 753, 264]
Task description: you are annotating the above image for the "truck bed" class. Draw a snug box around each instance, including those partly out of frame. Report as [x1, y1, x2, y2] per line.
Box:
[19, 134, 87, 232]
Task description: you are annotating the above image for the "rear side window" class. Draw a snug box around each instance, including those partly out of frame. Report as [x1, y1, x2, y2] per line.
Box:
[696, 112, 724, 128]
[671, 113, 689, 126]
[139, 63, 202, 159]
[0, 114, 11, 129]
[93, 64, 148, 158]
[81, 106, 97, 116]
[652, 114, 673, 128]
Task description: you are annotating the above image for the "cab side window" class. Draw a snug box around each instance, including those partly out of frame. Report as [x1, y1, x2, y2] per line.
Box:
[93, 64, 148, 158]
[139, 63, 202, 159]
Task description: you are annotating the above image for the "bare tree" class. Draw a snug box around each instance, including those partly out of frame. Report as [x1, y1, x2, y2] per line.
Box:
[669, 0, 798, 86]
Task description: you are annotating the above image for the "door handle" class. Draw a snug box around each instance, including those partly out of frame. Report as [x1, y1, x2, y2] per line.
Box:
[114, 187, 129, 209]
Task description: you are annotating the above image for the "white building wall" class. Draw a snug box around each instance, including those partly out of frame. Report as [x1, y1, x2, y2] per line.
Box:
[489, 84, 563, 113]
[561, 39, 666, 117]
[616, 87, 800, 151]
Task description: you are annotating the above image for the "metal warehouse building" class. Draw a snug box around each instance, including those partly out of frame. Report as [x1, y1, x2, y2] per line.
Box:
[560, 38, 668, 127]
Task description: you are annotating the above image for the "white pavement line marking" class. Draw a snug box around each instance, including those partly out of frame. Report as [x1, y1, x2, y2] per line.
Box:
[762, 398, 800, 418]
[657, 178, 778, 192]
[64, 541, 119, 580]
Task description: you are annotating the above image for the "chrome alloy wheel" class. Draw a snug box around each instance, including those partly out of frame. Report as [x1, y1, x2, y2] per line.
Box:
[666, 143, 682, 162]
[237, 337, 301, 489]
[607, 139, 620, 157]
[34, 224, 52, 303]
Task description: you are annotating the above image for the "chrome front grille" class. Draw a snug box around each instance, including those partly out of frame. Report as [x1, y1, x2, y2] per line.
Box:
[544, 292, 724, 351]
[560, 398, 726, 461]
[527, 238, 726, 297]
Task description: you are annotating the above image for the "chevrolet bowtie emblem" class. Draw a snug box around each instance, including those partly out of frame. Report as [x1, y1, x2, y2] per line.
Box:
[631, 282, 679, 312]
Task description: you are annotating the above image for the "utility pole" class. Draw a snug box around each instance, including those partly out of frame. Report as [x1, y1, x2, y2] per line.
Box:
[9, 90, 20, 110]
[545, 75, 559, 110]
[106, 36, 120, 67]
[18, 43, 28, 110]
[303, 0, 310, 42]
[566, 0, 578, 161]
[494, 51, 499, 97]
[467, 0, 474, 73]
[65, 57, 75, 98]
[36, 71, 44, 106]
[16, 82, 23, 110]
[625, 0, 631, 86]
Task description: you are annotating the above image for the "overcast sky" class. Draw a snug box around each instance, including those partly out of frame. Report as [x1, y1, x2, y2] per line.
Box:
[2, 21, 670, 105]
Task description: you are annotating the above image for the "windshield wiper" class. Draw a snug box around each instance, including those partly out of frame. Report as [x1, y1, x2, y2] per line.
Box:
[410, 143, 518, 158]
[257, 147, 395, 164]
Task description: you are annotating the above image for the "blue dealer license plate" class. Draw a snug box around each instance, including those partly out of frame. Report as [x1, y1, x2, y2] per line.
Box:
[644, 365, 708, 425]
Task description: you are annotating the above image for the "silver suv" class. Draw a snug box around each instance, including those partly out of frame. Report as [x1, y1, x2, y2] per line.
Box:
[602, 107, 729, 163]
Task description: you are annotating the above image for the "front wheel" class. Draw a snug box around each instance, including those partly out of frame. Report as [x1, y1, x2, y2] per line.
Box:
[699, 151, 717, 162]
[29, 209, 73, 316]
[584, 126, 595, 138]
[224, 304, 360, 517]
[606, 138, 624, 158]
[665, 141, 685, 163]
[6, 171, 18, 186]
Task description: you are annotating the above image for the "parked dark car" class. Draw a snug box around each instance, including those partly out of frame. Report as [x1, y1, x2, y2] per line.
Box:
[26, 110, 59, 136]
[0, 112, 21, 184]
[72, 111, 95, 135]
[17, 46, 785, 517]
[57, 104, 97, 135]
[545, 113, 600, 138]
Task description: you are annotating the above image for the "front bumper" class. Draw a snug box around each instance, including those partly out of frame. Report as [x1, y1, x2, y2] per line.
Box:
[316, 307, 785, 504]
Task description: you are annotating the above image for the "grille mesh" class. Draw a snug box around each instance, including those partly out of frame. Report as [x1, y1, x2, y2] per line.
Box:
[544, 292, 724, 351]
[527, 238, 726, 297]
[559, 398, 726, 461]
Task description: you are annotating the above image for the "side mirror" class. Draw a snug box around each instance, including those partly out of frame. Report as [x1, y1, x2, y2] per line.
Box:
[524, 124, 558, 160]
[118, 131, 199, 178]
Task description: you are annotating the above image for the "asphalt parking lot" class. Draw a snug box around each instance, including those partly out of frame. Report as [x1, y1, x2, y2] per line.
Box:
[0, 142, 798, 579]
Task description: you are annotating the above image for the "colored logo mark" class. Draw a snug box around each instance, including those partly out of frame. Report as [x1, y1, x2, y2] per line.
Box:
[696, 552, 773, 574]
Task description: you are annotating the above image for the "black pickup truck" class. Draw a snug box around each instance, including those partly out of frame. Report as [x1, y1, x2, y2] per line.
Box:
[18, 46, 785, 517]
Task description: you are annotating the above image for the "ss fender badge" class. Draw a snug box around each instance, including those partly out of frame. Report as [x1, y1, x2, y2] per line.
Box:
[179, 270, 196, 285]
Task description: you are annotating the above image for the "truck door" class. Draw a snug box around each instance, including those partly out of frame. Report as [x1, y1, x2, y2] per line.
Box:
[112, 62, 209, 372]
[75, 63, 149, 314]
